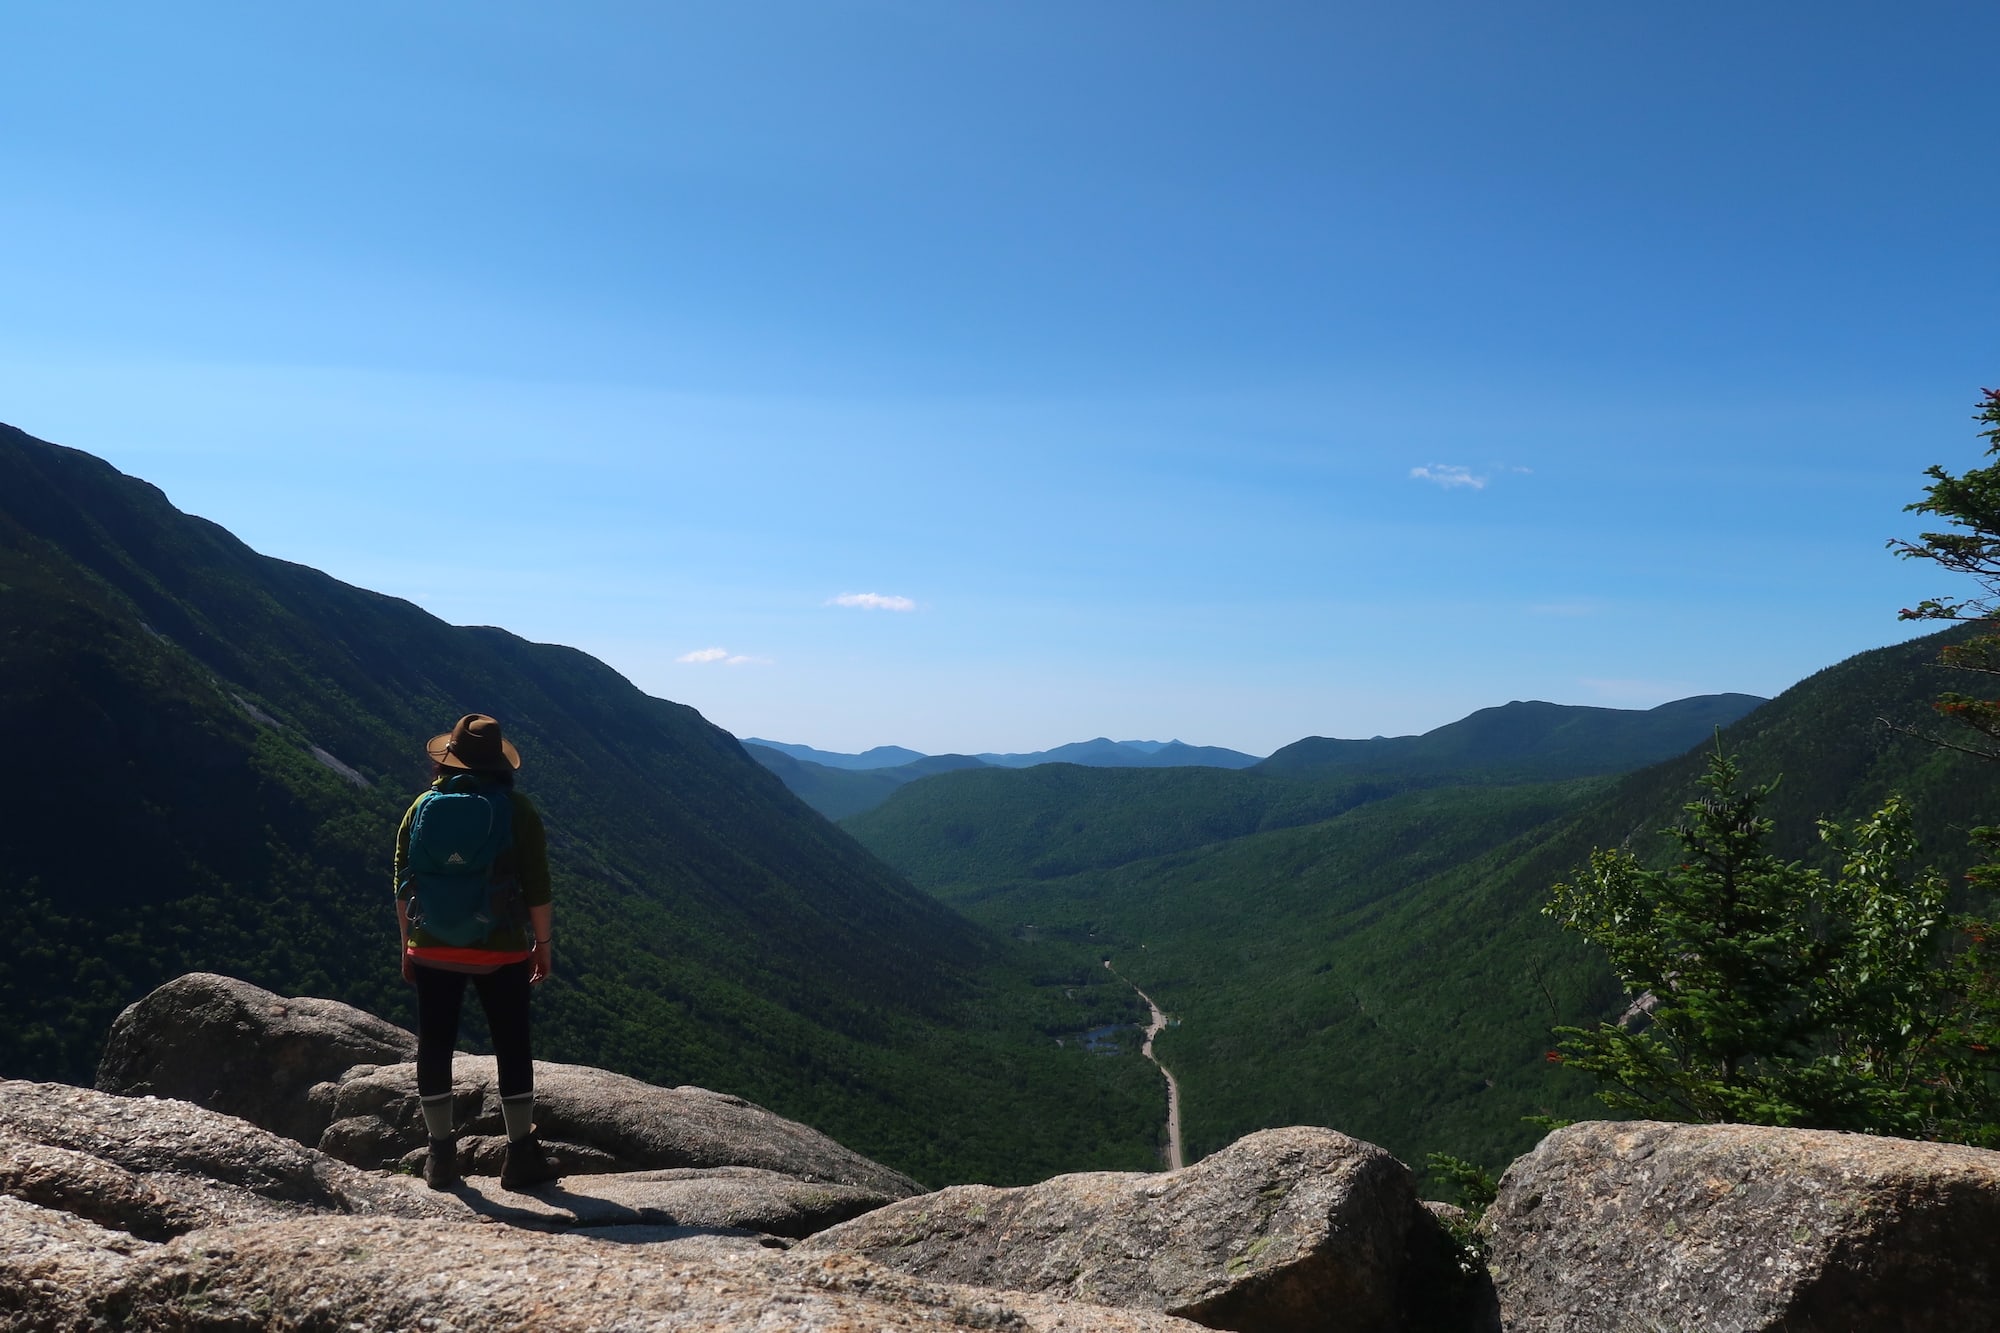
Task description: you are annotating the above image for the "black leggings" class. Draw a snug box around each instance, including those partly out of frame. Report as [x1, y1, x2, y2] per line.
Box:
[414, 960, 534, 1099]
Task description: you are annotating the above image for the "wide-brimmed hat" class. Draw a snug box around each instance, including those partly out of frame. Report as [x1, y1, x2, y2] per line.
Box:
[425, 714, 522, 772]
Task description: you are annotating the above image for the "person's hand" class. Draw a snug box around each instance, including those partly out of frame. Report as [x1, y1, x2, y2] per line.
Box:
[530, 940, 553, 985]
[401, 950, 416, 985]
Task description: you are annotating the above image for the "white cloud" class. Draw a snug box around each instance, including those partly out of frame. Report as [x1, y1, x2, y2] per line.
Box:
[678, 646, 774, 666]
[829, 592, 917, 611]
[1409, 464, 1486, 490]
[1409, 462, 1532, 489]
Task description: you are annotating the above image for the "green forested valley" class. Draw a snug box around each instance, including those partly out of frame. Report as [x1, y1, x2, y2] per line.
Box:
[844, 631, 1999, 1180]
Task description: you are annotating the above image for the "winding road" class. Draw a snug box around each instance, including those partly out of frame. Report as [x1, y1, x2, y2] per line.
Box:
[1107, 961, 1184, 1171]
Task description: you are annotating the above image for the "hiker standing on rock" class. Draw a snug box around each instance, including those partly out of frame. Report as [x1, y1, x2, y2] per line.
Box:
[394, 713, 560, 1191]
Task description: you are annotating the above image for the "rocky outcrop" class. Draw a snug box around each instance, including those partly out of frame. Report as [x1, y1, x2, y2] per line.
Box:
[0, 1076, 1211, 1329]
[4, 1075, 1474, 1329]
[0, 1209, 1209, 1332]
[4, 1077, 883, 1237]
[30, 972, 1495, 1329]
[0, 1080, 459, 1239]
[800, 1125, 1482, 1333]
[1481, 1119, 2000, 1333]
[317, 1054, 925, 1198]
[45, 973, 2000, 1331]
[93, 973, 924, 1202]
[95, 972, 416, 1145]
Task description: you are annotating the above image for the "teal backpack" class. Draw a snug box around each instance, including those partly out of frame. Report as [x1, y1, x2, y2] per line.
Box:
[403, 774, 523, 946]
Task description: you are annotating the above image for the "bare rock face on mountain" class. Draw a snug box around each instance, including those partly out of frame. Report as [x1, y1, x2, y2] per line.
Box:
[317, 1054, 924, 1199]
[799, 1125, 1484, 1333]
[95, 972, 417, 1145]
[1481, 1119, 2000, 1333]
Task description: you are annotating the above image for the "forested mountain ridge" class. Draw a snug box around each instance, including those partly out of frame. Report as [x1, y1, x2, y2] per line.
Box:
[1507, 630, 1996, 870]
[747, 737, 1262, 772]
[1256, 693, 1767, 780]
[844, 764, 1414, 889]
[841, 694, 1765, 891]
[743, 740, 930, 770]
[0, 422, 1159, 1185]
[744, 735, 1264, 820]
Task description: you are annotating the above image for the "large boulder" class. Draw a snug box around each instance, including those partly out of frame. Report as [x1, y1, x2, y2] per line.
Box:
[799, 1125, 1484, 1333]
[95, 972, 416, 1145]
[0, 1080, 458, 1240]
[4, 1209, 1210, 1332]
[317, 1054, 924, 1198]
[4, 1078, 885, 1245]
[1481, 1119, 2000, 1332]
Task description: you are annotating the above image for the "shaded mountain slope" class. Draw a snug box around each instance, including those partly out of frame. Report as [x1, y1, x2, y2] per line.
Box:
[0, 423, 1159, 1184]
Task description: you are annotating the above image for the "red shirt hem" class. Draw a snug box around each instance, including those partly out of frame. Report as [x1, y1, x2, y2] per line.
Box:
[408, 944, 533, 967]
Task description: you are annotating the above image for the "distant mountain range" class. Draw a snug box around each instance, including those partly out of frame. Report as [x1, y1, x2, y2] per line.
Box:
[743, 696, 1765, 821]
[743, 737, 1264, 772]
[741, 737, 1264, 820]
[979, 738, 1265, 770]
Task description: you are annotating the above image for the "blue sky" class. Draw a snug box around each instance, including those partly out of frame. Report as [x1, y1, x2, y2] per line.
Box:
[4, 3, 1994, 754]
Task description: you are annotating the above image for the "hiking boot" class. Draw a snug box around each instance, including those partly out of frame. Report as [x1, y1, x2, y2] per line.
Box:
[500, 1133, 561, 1191]
[423, 1137, 460, 1191]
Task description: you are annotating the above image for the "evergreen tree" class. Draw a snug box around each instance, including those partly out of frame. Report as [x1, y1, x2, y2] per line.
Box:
[1545, 749, 1997, 1143]
[1890, 386, 2000, 756]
